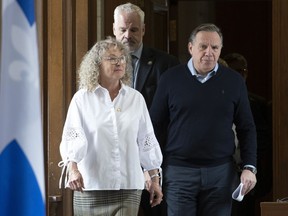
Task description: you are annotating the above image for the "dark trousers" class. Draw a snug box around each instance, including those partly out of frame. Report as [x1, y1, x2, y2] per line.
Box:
[231, 192, 256, 216]
[164, 162, 238, 216]
[139, 189, 166, 216]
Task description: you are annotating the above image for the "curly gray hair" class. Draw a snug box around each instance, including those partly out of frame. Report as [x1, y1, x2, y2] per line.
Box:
[78, 37, 132, 91]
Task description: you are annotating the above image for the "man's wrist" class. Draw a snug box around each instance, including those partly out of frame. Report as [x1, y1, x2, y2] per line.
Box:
[243, 165, 257, 174]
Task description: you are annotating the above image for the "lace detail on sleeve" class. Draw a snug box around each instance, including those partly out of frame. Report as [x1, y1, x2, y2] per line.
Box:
[60, 127, 88, 165]
[139, 132, 163, 171]
[59, 127, 87, 189]
[63, 127, 86, 142]
[139, 132, 159, 152]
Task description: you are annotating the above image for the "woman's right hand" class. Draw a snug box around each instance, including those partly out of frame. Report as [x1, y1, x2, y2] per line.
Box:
[68, 162, 85, 192]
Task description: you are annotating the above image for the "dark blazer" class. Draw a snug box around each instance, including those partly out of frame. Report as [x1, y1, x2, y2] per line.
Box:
[135, 46, 180, 109]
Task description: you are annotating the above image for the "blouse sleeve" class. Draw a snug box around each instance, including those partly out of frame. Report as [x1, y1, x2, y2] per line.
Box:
[59, 94, 88, 163]
[58, 94, 88, 188]
[137, 97, 163, 171]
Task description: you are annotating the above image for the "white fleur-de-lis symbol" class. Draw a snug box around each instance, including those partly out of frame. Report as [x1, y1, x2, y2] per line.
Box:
[8, 24, 39, 88]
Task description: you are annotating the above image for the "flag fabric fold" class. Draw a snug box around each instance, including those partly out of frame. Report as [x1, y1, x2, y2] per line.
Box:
[0, 0, 45, 215]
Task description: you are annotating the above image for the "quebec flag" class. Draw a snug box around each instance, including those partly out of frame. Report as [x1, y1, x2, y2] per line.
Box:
[0, 0, 46, 215]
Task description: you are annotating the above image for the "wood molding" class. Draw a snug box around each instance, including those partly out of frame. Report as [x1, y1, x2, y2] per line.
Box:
[43, 0, 89, 215]
[272, 0, 288, 200]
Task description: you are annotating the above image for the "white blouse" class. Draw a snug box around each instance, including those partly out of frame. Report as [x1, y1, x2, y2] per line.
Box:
[59, 84, 162, 191]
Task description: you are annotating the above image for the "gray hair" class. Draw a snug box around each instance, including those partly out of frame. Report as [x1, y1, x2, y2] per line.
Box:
[189, 23, 223, 46]
[78, 37, 132, 91]
[114, 2, 145, 24]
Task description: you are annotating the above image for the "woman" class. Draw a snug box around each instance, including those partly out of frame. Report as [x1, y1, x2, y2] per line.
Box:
[59, 37, 163, 216]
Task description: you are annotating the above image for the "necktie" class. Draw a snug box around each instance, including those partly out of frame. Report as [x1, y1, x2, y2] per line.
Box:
[131, 55, 138, 87]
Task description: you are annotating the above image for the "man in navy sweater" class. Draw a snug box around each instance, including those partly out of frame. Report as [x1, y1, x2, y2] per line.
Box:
[149, 23, 257, 216]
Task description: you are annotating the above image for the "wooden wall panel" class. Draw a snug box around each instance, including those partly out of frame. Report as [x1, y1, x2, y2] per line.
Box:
[75, 0, 89, 72]
[272, 0, 288, 201]
[46, 0, 64, 198]
[45, 0, 66, 215]
[43, 0, 89, 215]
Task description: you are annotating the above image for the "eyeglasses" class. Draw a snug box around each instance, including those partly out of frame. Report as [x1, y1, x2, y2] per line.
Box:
[103, 56, 126, 65]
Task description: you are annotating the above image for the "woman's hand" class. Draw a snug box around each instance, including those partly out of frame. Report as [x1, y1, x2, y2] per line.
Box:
[148, 181, 163, 207]
[148, 169, 163, 207]
[68, 162, 85, 192]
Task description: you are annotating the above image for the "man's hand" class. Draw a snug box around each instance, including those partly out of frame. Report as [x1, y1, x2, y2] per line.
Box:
[240, 169, 257, 195]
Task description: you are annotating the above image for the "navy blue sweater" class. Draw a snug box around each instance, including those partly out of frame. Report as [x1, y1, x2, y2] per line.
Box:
[150, 64, 257, 167]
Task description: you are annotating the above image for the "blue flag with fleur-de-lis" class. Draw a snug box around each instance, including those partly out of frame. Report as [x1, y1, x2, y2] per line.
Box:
[0, 0, 46, 215]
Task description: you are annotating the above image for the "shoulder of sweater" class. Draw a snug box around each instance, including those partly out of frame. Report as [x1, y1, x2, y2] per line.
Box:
[167, 63, 189, 73]
[162, 64, 242, 78]
[158, 64, 188, 82]
[217, 64, 244, 80]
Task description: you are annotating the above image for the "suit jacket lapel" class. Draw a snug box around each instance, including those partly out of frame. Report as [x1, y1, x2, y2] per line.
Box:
[135, 47, 154, 91]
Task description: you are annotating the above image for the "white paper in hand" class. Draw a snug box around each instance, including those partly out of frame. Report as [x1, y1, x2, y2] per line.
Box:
[232, 183, 244, 201]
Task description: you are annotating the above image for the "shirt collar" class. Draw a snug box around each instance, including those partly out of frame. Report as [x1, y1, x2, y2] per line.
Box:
[187, 58, 219, 77]
[95, 81, 128, 95]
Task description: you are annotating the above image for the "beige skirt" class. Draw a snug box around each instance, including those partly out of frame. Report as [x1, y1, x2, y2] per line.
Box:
[73, 190, 142, 216]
